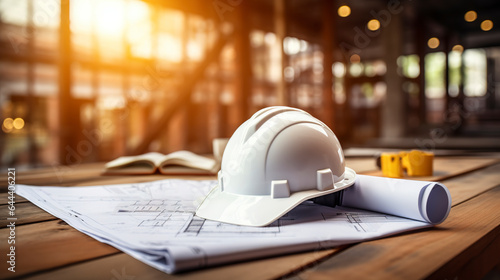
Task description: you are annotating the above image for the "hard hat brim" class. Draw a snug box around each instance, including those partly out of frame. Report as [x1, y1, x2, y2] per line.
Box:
[195, 167, 356, 227]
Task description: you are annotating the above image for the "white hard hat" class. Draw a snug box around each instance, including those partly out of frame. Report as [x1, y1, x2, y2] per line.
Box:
[196, 106, 356, 226]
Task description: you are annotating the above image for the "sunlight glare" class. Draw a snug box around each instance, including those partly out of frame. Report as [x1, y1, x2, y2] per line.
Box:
[187, 41, 203, 61]
[158, 34, 182, 62]
[70, 0, 93, 33]
[95, 0, 126, 37]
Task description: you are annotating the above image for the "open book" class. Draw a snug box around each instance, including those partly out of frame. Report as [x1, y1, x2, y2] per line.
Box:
[103, 151, 219, 175]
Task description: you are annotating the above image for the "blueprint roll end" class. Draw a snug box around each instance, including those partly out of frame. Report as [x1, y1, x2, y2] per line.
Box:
[420, 183, 452, 225]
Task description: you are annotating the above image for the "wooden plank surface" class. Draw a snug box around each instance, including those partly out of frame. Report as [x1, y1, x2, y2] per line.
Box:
[0, 220, 119, 279]
[292, 186, 500, 280]
[0, 202, 56, 227]
[0, 163, 105, 190]
[344, 157, 379, 174]
[0, 163, 211, 192]
[362, 157, 499, 182]
[57, 161, 500, 280]
[0, 193, 27, 204]
[445, 162, 500, 205]
[2, 157, 499, 280]
[22, 246, 346, 280]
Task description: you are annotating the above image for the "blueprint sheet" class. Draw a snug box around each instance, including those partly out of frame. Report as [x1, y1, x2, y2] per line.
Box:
[17, 179, 432, 273]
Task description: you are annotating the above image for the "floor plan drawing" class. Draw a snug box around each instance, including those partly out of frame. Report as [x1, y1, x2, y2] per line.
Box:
[17, 179, 433, 273]
[322, 211, 408, 232]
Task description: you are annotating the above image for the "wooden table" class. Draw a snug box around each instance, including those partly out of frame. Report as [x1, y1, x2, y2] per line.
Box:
[1, 155, 500, 279]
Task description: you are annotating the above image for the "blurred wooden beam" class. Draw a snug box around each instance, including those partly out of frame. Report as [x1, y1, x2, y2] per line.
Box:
[232, 4, 251, 134]
[131, 27, 232, 155]
[275, 0, 287, 106]
[416, 13, 427, 126]
[26, 0, 37, 166]
[321, 0, 335, 129]
[444, 33, 450, 118]
[381, 13, 405, 138]
[58, 0, 79, 164]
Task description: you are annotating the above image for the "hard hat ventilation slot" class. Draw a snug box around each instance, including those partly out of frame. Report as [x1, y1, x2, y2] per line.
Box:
[243, 107, 306, 143]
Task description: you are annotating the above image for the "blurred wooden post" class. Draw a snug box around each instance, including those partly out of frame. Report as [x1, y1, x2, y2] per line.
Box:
[381, 13, 405, 138]
[322, 0, 335, 129]
[58, 0, 78, 164]
[444, 33, 450, 118]
[416, 14, 427, 125]
[274, 0, 287, 106]
[27, 0, 36, 166]
[121, 0, 131, 155]
[233, 4, 251, 133]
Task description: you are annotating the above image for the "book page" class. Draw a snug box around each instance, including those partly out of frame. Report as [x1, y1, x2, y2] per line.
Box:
[104, 152, 165, 174]
[159, 150, 217, 173]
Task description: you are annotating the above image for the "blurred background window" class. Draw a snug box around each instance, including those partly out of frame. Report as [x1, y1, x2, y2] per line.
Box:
[1, 0, 500, 168]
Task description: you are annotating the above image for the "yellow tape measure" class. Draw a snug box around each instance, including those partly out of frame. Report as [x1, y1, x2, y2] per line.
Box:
[380, 150, 434, 178]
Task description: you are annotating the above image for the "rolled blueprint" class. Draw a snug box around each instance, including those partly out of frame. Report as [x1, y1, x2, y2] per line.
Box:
[341, 174, 451, 225]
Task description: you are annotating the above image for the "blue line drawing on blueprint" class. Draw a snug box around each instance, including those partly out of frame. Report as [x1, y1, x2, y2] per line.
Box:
[322, 211, 406, 232]
[112, 197, 282, 237]
[181, 216, 281, 237]
[17, 179, 432, 274]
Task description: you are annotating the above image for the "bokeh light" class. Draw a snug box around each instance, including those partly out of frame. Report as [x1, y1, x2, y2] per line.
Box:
[367, 19, 380, 31]
[338, 5, 351, 17]
[13, 118, 25, 130]
[350, 54, 361, 63]
[452, 44, 464, 53]
[3, 118, 14, 130]
[481, 20, 493, 31]
[464, 10, 477, 22]
[427, 37, 440, 49]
